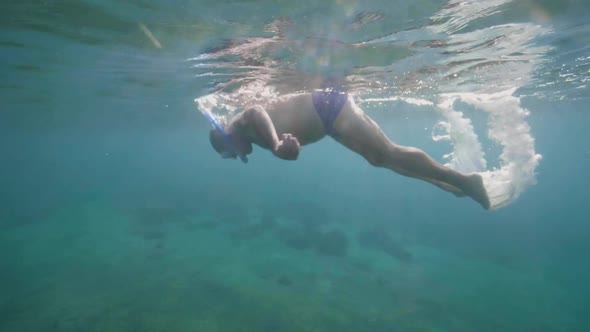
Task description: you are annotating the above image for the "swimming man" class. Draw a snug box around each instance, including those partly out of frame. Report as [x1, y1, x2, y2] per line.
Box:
[206, 84, 491, 209]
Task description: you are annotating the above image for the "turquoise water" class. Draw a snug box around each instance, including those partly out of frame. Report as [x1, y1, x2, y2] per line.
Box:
[1, 1, 589, 331]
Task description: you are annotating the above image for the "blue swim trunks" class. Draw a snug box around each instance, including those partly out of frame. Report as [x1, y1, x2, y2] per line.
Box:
[312, 86, 348, 137]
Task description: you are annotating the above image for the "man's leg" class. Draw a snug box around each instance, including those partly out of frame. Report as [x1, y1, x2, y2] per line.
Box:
[333, 98, 490, 209]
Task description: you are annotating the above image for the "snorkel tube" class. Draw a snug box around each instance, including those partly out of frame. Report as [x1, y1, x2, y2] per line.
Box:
[201, 110, 248, 163]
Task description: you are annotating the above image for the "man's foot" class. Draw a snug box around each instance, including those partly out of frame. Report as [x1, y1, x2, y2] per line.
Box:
[464, 174, 491, 210]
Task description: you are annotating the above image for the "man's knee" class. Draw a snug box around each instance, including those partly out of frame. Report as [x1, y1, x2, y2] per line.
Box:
[365, 147, 389, 166]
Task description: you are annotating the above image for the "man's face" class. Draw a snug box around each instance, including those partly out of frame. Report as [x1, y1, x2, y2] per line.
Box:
[210, 129, 237, 159]
[219, 148, 237, 159]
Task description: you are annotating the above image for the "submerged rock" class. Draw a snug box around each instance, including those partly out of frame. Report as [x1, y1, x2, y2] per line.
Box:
[229, 223, 263, 242]
[277, 226, 312, 250]
[314, 229, 349, 257]
[141, 229, 166, 240]
[277, 274, 292, 286]
[135, 207, 189, 226]
[276, 223, 349, 257]
[357, 228, 412, 263]
[227, 211, 278, 245]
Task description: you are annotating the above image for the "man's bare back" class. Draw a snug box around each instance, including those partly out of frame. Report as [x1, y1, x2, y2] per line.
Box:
[207, 90, 491, 209]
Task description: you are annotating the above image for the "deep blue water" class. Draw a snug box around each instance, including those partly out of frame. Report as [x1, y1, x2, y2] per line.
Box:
[1, 1, 589, 331]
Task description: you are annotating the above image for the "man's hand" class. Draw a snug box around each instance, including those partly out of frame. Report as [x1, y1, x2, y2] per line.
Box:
[274, 133, 300, 160]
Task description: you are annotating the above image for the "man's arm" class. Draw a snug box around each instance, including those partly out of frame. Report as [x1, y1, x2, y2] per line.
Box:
[232, 106, 300, 160]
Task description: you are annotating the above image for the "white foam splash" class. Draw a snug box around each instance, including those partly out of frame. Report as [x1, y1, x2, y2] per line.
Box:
[434, 96, 487, 174]
[435, 89, 542, 209]
[360, 96, 435, 107]
[195, 80, 281, 122]
[195, 93, 235, 124]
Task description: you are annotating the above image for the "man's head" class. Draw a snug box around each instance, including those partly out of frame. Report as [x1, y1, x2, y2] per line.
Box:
[203, 110, 249, 163]
[209, 128, 238, 159]
[209, 126, 251, 163]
